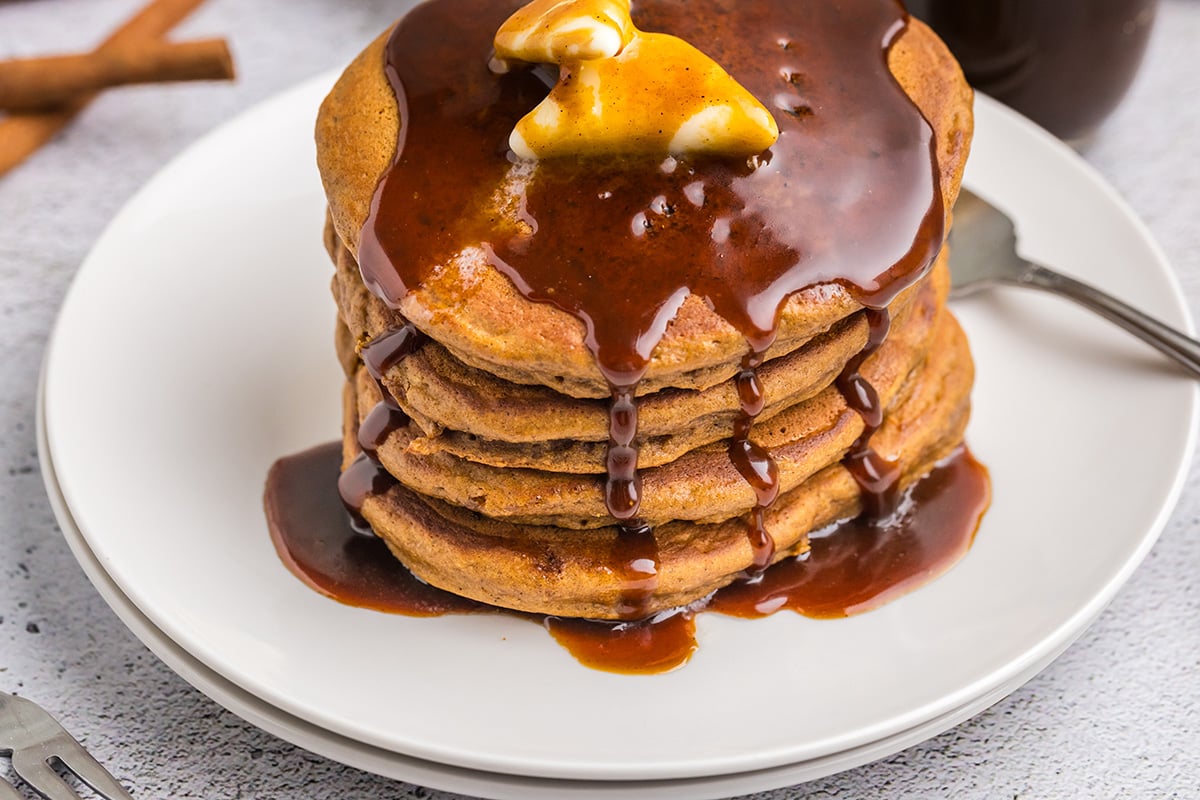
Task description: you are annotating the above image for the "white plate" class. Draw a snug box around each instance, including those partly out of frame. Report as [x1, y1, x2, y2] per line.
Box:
[42, 72, 1197, 783]
[35, 395, 1101, 799]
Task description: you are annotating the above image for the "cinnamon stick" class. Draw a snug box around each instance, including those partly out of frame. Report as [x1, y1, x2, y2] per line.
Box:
[0, 38, 234, 112]
[0, 0, 219, 178]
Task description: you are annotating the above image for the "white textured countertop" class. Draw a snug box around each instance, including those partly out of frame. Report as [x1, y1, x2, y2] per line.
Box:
[2, 1, 1198, 798]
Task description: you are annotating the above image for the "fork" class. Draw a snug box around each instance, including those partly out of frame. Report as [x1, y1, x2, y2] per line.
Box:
[0, 690, 133, 800]
[948, 189, 1200, 378]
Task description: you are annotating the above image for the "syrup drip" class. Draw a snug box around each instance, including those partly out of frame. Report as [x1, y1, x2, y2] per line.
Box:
[605, 386, 643, 521]
[611, 523, 659, 619]
[337, 323, 424, 522]
[335, 453, 394, 529]
[265, 443, 989, 673]
[835, 308, 902, 519]
[602, 384, 663, 618]
[728, 353, 779, 572]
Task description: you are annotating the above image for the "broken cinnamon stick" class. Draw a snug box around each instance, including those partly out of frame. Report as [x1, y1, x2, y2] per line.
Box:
[0, 38, 234, 112]
[0, 0, 220, 178]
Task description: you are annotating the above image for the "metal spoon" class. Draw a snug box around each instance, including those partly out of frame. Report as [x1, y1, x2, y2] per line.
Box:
[947, 189, 1200, 378]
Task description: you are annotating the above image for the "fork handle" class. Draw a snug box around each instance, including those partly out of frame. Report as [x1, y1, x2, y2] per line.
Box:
[1017, 262, 1200, 378]
[0, 778, 22, 800]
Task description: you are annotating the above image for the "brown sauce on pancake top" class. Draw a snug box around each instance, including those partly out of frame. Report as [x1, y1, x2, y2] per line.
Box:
[352, 0, 945, 604]
[265, 443, 989, 673]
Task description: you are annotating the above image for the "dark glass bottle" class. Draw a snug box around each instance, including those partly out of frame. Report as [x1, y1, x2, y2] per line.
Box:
[907, 0, 1157, 140]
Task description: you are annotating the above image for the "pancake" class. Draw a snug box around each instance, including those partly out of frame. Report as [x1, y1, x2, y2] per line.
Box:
[347, 312, 974, 619]
[315, 10, 972, 397]
[328, 231, 930, 400]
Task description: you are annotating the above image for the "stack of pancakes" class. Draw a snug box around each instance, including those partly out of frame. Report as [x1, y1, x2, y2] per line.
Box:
[317, 4, 974, 620]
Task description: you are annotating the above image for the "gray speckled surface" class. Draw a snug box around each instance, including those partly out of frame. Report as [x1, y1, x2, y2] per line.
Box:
[2, 1, 1198, 798]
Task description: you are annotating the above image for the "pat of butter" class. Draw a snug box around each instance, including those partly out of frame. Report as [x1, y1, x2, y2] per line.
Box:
[494, 0, 634, 63]
[493, 0, 779, 160]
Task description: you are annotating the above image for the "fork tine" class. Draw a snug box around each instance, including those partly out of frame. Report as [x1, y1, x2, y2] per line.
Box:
[9, 750, 79, 800]
[0, 776, 25, 800]
[52, 743, 134, 800]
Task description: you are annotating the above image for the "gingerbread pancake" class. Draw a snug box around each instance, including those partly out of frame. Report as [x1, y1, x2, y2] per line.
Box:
[315, 2, 972, 396]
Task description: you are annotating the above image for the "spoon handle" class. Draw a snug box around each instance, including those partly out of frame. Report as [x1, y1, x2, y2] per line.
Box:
[1018, 262, 1200, 378]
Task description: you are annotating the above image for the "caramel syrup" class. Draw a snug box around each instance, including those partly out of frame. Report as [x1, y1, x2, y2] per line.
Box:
[729, 352, 780, 573]
[337, 323, 423, 526]
[836, 308, 904, 519]
[265, 443, 989, 673]
[709, 448, 991, 619]
[268, 443, 482, 616]
[350, 0, 946, 608]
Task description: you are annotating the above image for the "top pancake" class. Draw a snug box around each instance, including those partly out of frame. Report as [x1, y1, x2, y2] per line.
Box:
[315, 6, 973, 397]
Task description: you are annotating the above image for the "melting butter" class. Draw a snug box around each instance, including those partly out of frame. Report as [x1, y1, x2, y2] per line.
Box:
[493, 0, 634, 64]
[493, 0, 779, 159]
